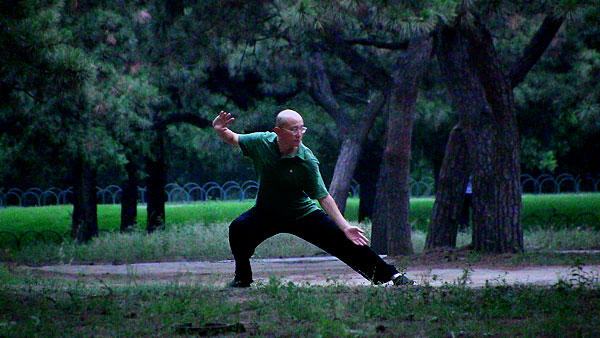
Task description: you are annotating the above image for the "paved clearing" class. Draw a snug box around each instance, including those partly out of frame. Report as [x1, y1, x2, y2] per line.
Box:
[31, 256, 600, 287]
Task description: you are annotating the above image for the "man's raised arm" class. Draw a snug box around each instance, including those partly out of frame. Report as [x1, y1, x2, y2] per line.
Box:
[213, 111, 240, 147]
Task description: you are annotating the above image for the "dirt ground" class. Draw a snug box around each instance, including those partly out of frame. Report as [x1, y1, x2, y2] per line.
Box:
[24, 251, 600, 288]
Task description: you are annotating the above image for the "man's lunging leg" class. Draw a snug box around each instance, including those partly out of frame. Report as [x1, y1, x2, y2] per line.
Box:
[289, 210, 399, 284]
[228, 208, 277, 287]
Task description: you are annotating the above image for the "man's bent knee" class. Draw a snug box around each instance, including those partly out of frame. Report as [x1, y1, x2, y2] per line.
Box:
[229, 218, 253, 258]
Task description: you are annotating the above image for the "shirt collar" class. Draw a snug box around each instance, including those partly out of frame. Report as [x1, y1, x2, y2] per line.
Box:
[267, 132, 307, 160]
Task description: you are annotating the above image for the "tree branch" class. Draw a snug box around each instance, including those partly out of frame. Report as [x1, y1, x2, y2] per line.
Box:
[322, 30, 392, 90]
[508, 14, 565, 89]
[303, 52, 346, 127]
[344, 38, 410, 50]
[13, 86, 49, 103]
[260, 85, 302, 103]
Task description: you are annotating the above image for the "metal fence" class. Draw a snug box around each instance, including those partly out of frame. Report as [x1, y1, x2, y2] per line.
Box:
[521, 173, 600, 194]
[0, 181, 262, 207]
[1, 173, 599, 208]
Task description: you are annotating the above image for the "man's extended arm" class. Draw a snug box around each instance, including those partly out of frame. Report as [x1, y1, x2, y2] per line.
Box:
[213, 111, 239, 147]
[318, 194, 369, 246]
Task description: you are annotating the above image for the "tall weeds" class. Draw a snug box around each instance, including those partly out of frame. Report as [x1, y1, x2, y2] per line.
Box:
[4, 223, 599, 265]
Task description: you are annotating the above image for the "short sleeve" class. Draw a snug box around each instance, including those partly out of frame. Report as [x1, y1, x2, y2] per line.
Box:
[238, 132, 267, 158]
[303, 159, 329, 200]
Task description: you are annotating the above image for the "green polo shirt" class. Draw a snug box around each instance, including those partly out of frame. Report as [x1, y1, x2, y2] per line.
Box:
[238, 132, 329, 219]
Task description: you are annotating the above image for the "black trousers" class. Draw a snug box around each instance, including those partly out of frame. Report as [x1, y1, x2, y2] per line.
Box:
[229, 207, 398, 284]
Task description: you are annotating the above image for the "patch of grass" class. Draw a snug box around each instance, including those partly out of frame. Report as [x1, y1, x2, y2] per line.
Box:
[1, 271, 599, 337]
[0, 201, 256, 234]
[3, 224, 600, 266]
[525, 227, 600, 251]
[522, 193, 600, 229]
[8, 223, 233, 265]
[407, 193, 600, 231]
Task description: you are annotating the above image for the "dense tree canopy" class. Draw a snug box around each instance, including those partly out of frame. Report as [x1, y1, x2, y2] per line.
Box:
[3, 0, 598, 188]
[1, 0, 599, 248]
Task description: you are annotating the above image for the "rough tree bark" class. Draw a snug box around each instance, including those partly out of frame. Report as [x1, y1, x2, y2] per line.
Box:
[304, 52, 384, 214]
[426, 24, 487, 249]
[120, 157, 138, 231]
[371, 37, 432, 255]
[426, 13, 563, 252]
[71, 157, 98, 243]
[463, 19, 523, 253]
[323, 31, 429, 255]
[425, 124, 471, 248]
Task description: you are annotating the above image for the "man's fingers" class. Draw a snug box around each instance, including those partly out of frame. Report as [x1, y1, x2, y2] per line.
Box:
[214, 111, 235, 128]
[352, 233, 369, 246]
[355, 238, 368, 246]
[345, 227, 369, 246]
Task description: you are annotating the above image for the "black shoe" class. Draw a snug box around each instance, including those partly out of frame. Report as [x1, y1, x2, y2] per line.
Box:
[392, 273, 415, 286]
[228, 278, 252, 288]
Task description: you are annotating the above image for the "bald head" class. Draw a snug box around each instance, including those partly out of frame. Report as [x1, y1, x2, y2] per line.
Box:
[275, 109, 303, 128]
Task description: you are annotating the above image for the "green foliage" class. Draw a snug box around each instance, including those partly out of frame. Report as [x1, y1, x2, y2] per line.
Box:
[2, 0, 600, 193]
[507, 5, 600, 174]
[0, 0, 92, 95]
[521, 138, 558, 172]
[0, 1, 99, 187]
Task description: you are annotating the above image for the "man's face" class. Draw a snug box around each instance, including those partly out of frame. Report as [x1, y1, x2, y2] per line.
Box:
[276, 116, 305, 148]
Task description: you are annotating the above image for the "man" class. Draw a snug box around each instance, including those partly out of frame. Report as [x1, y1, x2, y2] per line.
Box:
[458, 176, 472, 231]
[213, 109, 413, 287]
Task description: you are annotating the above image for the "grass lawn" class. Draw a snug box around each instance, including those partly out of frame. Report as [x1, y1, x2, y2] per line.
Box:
[0, 193, 599, 265]
[1, 193, 599, 235]
[0, 201, 255, 234]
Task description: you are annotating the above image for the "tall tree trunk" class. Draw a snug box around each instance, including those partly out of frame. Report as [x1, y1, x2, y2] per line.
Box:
[146, 132, 166, 232]
[425, 124, 470, 248]
[357, 140, 382, 222]
[329, 96, 383, 213]
[426, 25, 484, 250]
[120, 157, 138, 231]
[142, 112, 210, 233]
[71, 157, 98, 243]
[428, 13, 563, 253]
[463, 20, 522, 253]
[371, 37, 432, 255]
[303, 52, 384, 214]
[329, 138, 362, 212]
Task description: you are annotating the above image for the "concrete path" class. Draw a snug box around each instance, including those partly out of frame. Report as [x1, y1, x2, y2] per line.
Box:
[33, 256, 600, 287]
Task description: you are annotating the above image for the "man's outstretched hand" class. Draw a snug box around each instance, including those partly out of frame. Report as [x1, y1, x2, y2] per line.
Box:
[343, 226, 369, 246]
[213, 111, 235, 131]
[213, 111, 239, 146]
[317, 194, 369, 246]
